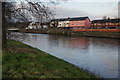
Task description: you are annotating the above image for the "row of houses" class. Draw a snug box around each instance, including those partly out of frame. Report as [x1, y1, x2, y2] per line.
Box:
[27, 22, 50, 29]
[50, 17, 91, 29]
[25, 16, 120, 29]
[91, 19, 120, 29]
[50, 17, 120, 29]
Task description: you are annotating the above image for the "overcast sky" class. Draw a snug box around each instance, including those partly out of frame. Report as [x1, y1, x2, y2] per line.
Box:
[53, 0, 119, 20]
[3, 0, 119, 20]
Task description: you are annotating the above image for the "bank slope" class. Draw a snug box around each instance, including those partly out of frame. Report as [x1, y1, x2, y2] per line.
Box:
[3, 40, 98, 78]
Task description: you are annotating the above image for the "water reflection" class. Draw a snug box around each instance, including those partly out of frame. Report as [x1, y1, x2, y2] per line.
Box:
[12, 33, 119, 78]
[48, 36, 90, 49]
[68, 37, 90, 49]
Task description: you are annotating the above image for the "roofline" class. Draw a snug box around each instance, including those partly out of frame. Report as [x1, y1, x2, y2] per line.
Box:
[85, 17, 91, 21]
[92, 18, 120, 21]
[51, 16, 90, 21]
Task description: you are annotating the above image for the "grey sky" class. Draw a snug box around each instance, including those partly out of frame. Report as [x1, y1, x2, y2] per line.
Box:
[1, 0, 119, 20]
[54, 0, 119, 20]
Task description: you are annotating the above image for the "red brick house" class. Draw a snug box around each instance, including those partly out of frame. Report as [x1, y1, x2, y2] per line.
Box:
[68, 17, 91, 29]
[50, 17, 91, 29]
[91, 19, 120, 29]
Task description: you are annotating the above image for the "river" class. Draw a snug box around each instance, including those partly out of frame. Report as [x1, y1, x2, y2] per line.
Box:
[11, 33, 119, 78]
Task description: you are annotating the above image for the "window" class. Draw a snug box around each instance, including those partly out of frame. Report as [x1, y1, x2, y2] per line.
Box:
[113, 23, 117, 25]
[94, 23, 97, 25]
[97, 23, 101, 25]
[75, 23, 78, 25]
[52, 22, 54, 23]
[106, 23, 109, 25]
[102, 23, 105, 25]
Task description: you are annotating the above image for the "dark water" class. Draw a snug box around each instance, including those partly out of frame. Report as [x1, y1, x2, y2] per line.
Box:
[12, 33, 119, 78]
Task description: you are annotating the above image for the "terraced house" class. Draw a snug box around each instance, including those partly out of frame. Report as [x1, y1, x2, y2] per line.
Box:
[50, 17, 91, 29]
[91, 18, 120, 29]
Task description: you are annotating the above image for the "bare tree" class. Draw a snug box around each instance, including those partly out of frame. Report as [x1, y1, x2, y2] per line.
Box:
[2, 0, 68, 49]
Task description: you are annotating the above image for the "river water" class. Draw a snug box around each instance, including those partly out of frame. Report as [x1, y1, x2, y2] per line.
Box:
[12, 33, 119, 78]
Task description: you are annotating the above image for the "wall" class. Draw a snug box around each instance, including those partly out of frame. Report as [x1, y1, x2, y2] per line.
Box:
[69, 20, 85, 28]
[58, 21, 69, 27]
[84, 18, 91, 29]
[91, 22, 120, 28]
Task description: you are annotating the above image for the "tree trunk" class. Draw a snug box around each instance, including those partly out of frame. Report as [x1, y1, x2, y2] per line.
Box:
[2, 2, 7, 50]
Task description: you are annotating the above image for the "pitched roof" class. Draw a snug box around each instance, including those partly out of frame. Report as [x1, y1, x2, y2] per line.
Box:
[51, 17, 89, 21]
[69, 17, 89, 21]
[92, 19, 120, 23]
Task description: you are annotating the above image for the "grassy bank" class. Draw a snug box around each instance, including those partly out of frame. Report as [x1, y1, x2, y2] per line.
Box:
[3, 40, 98, 78]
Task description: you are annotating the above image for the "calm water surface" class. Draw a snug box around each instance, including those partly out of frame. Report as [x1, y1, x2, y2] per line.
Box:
[14, 33, 118, 78]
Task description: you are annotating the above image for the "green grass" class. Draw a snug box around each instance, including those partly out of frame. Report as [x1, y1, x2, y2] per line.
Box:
[3, 40, 97, 78]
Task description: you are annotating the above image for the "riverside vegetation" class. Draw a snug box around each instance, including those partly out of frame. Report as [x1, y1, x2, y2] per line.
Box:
[19, 29, 120, 38]
[3, 40, 100, 78]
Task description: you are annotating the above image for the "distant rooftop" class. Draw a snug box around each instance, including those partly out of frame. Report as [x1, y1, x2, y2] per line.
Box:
[51, 17, 90, 21]
[92, 19, 120, 23]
